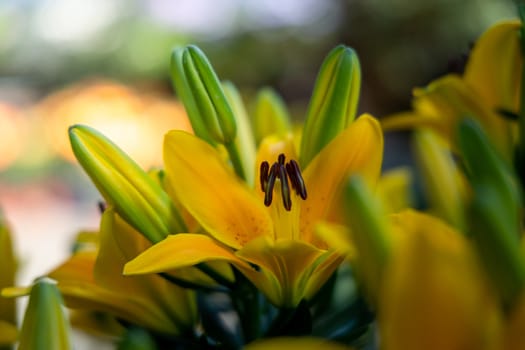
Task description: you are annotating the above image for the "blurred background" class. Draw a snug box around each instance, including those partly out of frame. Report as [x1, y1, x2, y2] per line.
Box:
[0, 0, 518, 335]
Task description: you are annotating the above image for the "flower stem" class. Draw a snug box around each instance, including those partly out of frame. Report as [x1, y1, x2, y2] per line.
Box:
[225, 142, 246, 181]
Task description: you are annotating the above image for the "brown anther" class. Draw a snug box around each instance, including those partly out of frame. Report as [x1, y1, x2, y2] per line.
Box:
[259, 154, 307, 211]
[264, 163, 279, 207]
[278, 163, 292, 210]
[287, 160, 307, 200]
[260, 161, 269, 192]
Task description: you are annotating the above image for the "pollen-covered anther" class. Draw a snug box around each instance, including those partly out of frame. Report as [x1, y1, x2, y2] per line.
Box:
[259, 153, 307, 211]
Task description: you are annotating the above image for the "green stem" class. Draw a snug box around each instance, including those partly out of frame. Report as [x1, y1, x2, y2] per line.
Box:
[225, 142, 246, 181]
[231, 271, 261, 342]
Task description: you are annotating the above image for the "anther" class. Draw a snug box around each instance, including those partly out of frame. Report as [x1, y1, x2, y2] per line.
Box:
[264, 163, 279, 207]
[278, 163, 292, 210]
[260, 161, 269, 192]
[278, 153, 285, 165]
[259, 155, 307, 211]
[286, 160, 307, 200]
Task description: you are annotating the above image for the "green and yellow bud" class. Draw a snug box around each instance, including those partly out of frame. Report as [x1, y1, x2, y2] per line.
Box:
[300, 45, 361, 167]
[18, 278, 71, 350]
[253, 87, 292, 144]
[344, 176, 390, 303]
[222, 81, 256, 184]
[458, 118, 525, 307]
[69, 125, 186, 243]
[413, 129, 466, 230]
[181, 45, 237, 145]
[170, 47, 215, 145]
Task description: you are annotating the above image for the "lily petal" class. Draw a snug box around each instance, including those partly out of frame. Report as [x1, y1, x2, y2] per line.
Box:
[236, 236, 329, 307]
[49, 251, 191, 336]
[94, 209, 197, 330]
[464, 20, 522, 116]
[124, 233, 253, 275]
[164, 130, 274, 249]
[301, 114, 383, 244]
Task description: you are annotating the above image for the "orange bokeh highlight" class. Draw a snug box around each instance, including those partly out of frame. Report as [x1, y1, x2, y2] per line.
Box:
[36, 80, 193, 169]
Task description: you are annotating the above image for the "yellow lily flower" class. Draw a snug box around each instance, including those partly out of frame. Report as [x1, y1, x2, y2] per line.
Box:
[47, 207, 197, 336]
[124, 114, 383, 307]
[382, 21, 521, 159]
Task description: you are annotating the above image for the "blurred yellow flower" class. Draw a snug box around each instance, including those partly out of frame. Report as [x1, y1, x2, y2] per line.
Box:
[47, 208, 197, 336]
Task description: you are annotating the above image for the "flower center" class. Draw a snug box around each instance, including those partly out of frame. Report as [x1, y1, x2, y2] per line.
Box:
[259, 153, 307, 211]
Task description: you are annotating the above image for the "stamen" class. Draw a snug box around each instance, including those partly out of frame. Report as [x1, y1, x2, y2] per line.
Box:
[278, 163, 292, 210]
[260, 161, 269, 192]
[278, 153, 285, 165]
[286, 160, 307, 199]
[259, 155, 307, 211]
[264, 163, 279, 207]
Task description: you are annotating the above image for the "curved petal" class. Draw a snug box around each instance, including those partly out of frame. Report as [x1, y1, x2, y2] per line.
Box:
[236, 236, 329, 307]
[48, 252, 186, 335]
[301, 114, 383, 244]
[464, 21, 521, 115]
[124, 233, 253, 275]
[93, 209, 197, 330]
[164, 130, 274, 249]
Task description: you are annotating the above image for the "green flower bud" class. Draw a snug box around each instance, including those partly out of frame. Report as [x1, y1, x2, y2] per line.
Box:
[253, 87, 291, 144]
[458, 118, 525, 307]
[300, 45, 361, 167]
[181, 45, 237, 145]
[222, 81, 256, 184]
[344, 176, 390, 302]
[18, 278, 71, 350]
[69, 125, 186, 243]
[170, 47, 215, 145]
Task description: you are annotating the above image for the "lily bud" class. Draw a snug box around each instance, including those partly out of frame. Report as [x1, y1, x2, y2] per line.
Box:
[181, 45, 237, 145]
[170, 47, 215, 145]
[344, 176, 390, 303]
[253, 87, 291, 144]
[222, 81, 256, 184]
[69, 125, 186, 243]
[300, 45, 361, 167]
[458, 118, 525, 307]
[18, 278, 71, 350]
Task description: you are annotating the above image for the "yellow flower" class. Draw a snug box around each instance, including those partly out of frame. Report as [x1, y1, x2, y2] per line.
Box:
[47, 208, 197, 336]
[124, 114, 383, 307]
[381, 21, 521, 159]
